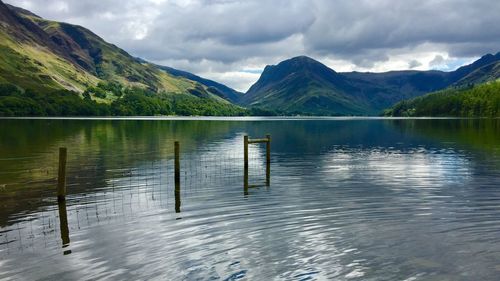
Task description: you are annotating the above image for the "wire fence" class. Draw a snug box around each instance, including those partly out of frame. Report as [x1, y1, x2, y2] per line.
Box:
[0, 136, 271, 255]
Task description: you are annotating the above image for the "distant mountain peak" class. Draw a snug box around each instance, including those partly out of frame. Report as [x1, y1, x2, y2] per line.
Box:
[242, 55, 358, 115]
[288, 55, 320, 62]
[273, 55, 335, 71]
[258, 55, 340, 84]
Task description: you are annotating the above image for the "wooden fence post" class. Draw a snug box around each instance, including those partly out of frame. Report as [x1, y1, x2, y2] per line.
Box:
[174, 141, 181, 213]
[244, 135, 249, 171]
[57, 147, 67, 202]
[266, 134, 271, 186]
[244, 135, 249, 192]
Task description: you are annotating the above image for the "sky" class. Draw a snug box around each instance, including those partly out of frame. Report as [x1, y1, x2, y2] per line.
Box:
[6, 0, 500, 92]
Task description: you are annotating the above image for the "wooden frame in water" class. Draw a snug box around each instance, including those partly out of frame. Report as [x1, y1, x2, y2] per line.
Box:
[244, 134, 271, 194]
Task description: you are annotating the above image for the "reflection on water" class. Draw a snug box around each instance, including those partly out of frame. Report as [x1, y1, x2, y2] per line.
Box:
[0, 118, 499, 280]
[57, 200, 71, 255]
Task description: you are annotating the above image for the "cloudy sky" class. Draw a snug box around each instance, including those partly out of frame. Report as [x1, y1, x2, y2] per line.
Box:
[6, 0, 500, 91]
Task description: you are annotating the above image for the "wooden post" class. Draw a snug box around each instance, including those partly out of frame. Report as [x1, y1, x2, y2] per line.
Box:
[57, 147, 67, 202]
[266, 134, 271, 186]
[244, 135, 249, 171]
[244, 135, 249, 193]
[174, 141, 181, 213]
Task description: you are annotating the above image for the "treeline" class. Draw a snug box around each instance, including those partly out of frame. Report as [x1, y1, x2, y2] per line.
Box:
[0, 82, 256, 116]
[385, 81, 500, 117]
[0, 83, 108, 116]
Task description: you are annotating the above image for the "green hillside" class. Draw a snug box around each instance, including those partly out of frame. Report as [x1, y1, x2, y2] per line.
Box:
[242, 56, 369, 115]
[0, 1, 244, 116]
[153, 63, 243, 103]
[385, 80, 500, 117]
[0, 3, 97, 92]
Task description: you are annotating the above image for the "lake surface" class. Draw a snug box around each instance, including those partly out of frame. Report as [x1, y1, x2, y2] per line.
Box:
[1, 117, 500, 280]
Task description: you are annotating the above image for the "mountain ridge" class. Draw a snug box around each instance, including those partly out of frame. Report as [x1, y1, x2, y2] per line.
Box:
[243, 53, 500, 115]
[152, 63, 243, 103]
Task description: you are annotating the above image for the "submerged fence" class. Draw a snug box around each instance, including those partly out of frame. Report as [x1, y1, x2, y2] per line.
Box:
[0, 135, 271, 255]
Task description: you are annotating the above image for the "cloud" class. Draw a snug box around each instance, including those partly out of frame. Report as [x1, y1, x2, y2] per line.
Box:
[408, 60, 422, 69]
[429, 55, 446, 67]
[5, 0, 500, 91]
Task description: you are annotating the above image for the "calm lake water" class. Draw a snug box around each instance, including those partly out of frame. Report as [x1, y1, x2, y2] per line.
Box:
[1, 117, 500, 280]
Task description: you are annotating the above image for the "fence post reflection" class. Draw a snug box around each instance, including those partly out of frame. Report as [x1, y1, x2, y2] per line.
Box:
[175, 141, 181, 213]
[244, 171, 249, 196]
[244, 135, 249, 195]
[266, 134, 271, 186]
[57, 199, 71, 255]
[57, 147, 67, 202]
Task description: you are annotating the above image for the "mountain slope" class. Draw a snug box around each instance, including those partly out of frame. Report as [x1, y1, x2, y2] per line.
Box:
[153, 63, 243, 103]
[385, 80, 500, 117]
[0, 1, 98, 92]
[451, 53, 500, 87]
[6, 3, 197, 94]
[449, 52, 500, 85]
[243, 56, 368, 115]
[1, 2, 243, 108]
[243, 54, 500, 115]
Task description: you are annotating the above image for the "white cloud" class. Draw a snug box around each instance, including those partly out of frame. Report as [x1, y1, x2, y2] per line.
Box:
[203, 71, 261, 93]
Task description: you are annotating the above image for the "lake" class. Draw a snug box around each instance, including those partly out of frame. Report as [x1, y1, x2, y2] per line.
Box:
[1, 117, 500, 280]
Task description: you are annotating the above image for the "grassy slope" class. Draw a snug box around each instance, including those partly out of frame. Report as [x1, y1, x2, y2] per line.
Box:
[29, 16, 239, 106]
[154, 63, 243, 103]
[386, 80, 500, 117]
[454, 61, 500, 87]
[26, 15, 196, 94]
[0, 26, 98, 93]
[0, 3, 243, 116]
[246, 75, 369, 115]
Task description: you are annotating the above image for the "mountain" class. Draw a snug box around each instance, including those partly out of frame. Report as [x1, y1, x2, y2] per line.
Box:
[385, 80, 500, 117]
[451, 53, 500, 86]
[449, 52, 500, 85]
[242, 56, 368, 115]
[243, 54, 500, 115]
[0, 1, 244, 116]
[153, 63, 243, 103]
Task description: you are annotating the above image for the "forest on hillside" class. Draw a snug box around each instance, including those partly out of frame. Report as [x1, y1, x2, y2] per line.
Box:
[385, 81, 500, 117]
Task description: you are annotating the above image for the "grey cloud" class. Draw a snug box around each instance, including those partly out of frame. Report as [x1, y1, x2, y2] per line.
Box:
[175, 0, 315, 45]
[430, 55, 446, 67]
[409, 60, 422, 69]
[303, 0, 500, 59]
